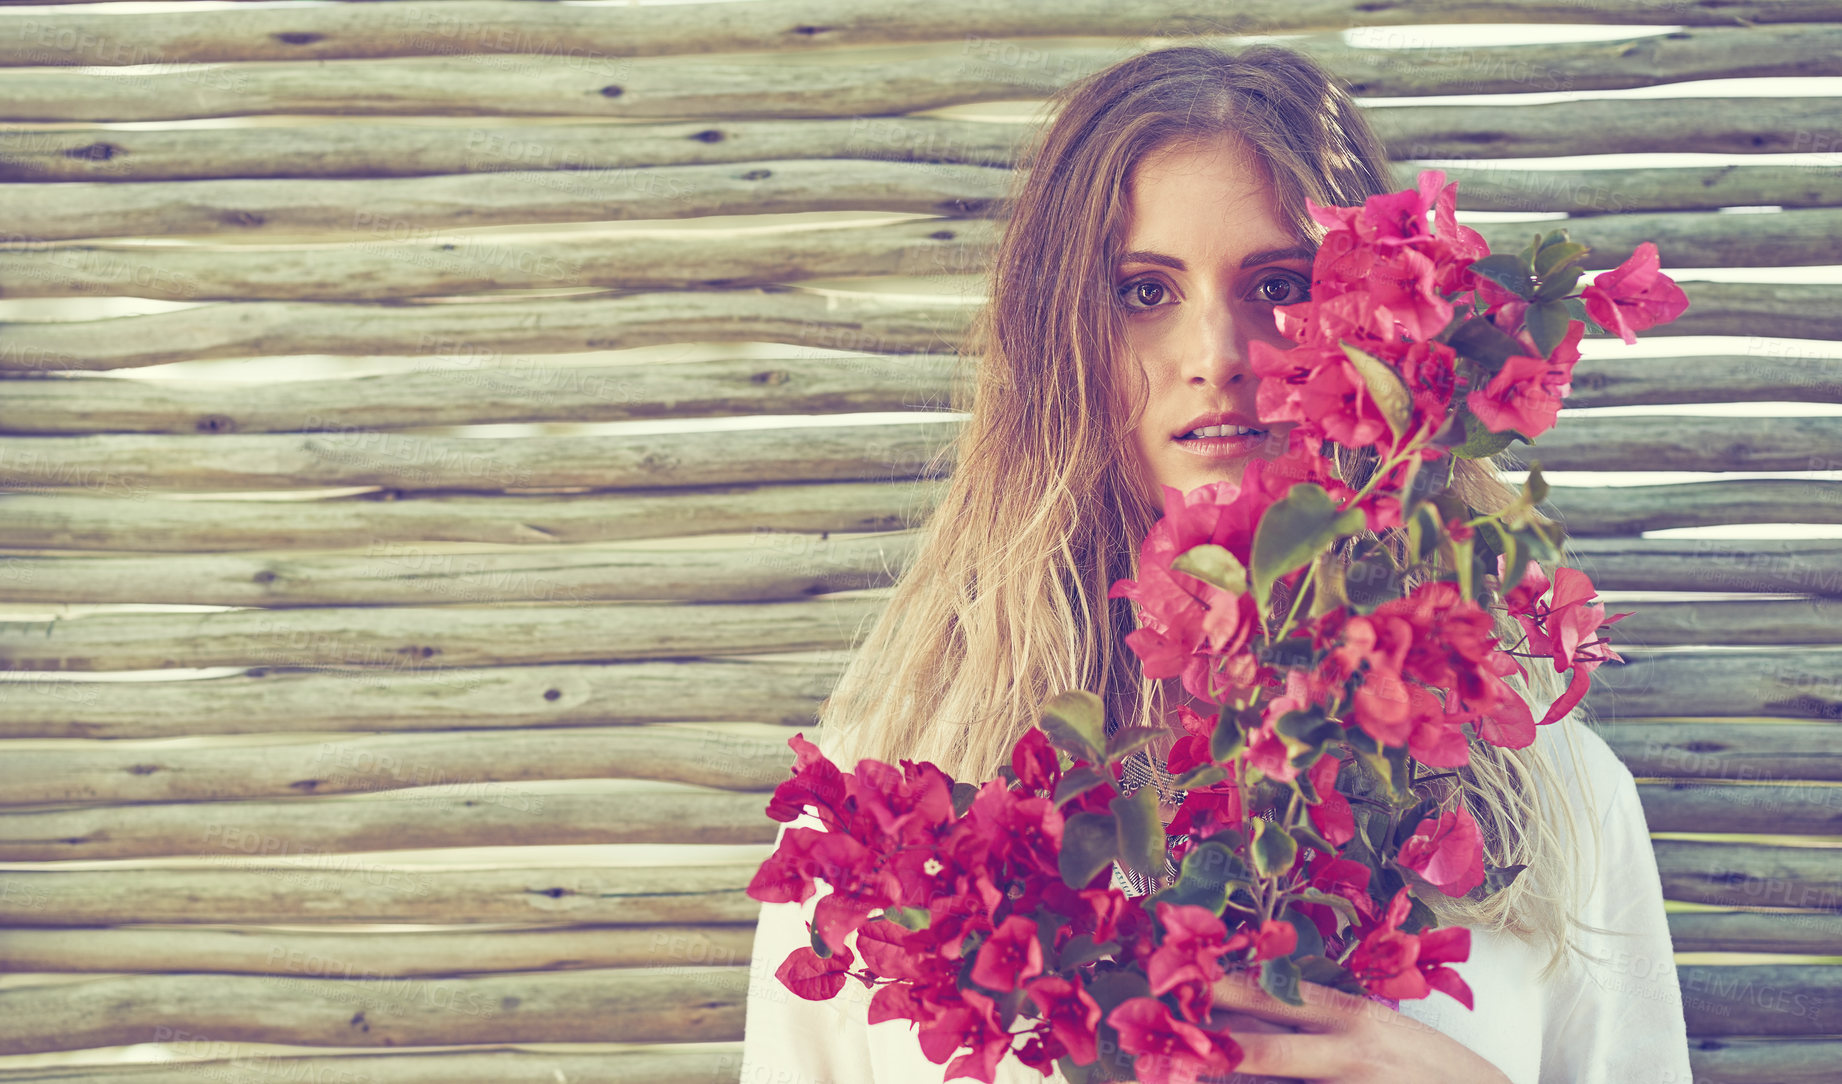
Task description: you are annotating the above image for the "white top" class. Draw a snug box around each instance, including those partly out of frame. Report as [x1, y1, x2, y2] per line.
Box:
[738, 720, 1691, 1084]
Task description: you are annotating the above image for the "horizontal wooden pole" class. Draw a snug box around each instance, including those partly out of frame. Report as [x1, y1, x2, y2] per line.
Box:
[2, 204, 1837, 307]
[1547, 480, 1842, 537]
[0, 787, 777, 861]
[0, 923, 756, 977]
[1680, 965, 1842, 1037]
[0, 158, 1015, 246]
[0, 216, 999, 302]
[0, 864, 765, 926]
[1655, 840, 1842, 911]
[1688, 1038, 1842, 1084]
[0, 657, 843, 739]
[5, 23, 1842, 122]
[0, 481, 943, 552]
[1568, 538, 1842, 597]
[0, 725, 795, 805]
[6, 108, 1840, 193]
[0, 281, 1814, 377]
[1669, 910, 1842, 956]
[2, 1, 1828, 67]
[1598, 721, 1842, 781]
[0, 966, 749, 1056]
[1610, 599, 1842, 647]
[6, 348, 1830, 437]
[0, 1046, 746, 1084]
[0, 595, 883, 671]
[1587, 650, 1842, 722]
[0, 411, 1832, 494]
[0, 287, 975, 373]
[1636, 782, 1842, 836]
[4, 533, 1840, 610]
[0, 419, 961, 492]
[0, 531, 920, 606]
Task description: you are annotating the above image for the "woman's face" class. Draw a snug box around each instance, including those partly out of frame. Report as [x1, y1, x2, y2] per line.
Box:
[1114, 135, 1309, 507]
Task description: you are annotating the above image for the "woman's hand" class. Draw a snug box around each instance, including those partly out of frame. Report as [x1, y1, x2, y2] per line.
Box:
[1196, 969, 1512, 1084]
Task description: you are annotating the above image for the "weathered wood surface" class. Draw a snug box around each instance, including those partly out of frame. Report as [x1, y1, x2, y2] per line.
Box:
[0, 532, 920, 606]
[0, 787, 777, 861]
[6, 23, 1842, 122]
[1669, 910, 1842, 955]
[0, 217, 1001, 302]
[0, 413, 1831, 493]
[4, 534, 1840, 608]
[0, 281, 1810, 375]
[1598, 721, 1842, 781]
[1609, 599, 1842, 647]
[0, 288, 978, 372]
[1567, 538, 1842, 597]
[0, 1046, 747, 1084]
[2, 207, 1837, 305]
[0, 482, 941, 552]
[1546, 480, 1842, 536]
[0, 967, 749, 1056]
[4, 349, 1832, 436]
[0, 353, 963, 434]
[1654, 841, 1842, 911]
[0, 161, 1015, 245]
[1687, 1039, 1842, 1084]
[0, 725, 794, 804]
[3, 157, 1838, 247]
[0, 420, 962, 492]
[0, 656, 844, 739]
[0, 595, 885, 671]
[0, 864, 765, 926]
[1588, 649, 1842, 721]
[7, 108, 1841, 187]
[1635, 782, 1842, 836]
[1679, 965, 1842, 1037]
[5, 1, 1836, 66]
[0, 923, 756, 977]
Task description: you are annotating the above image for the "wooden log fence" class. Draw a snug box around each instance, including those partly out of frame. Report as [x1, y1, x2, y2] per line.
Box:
[0, 1047, 748, 1084]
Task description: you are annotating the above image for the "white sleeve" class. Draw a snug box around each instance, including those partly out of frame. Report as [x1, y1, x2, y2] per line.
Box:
[1539, 727, 1692, 1084]
[739, 816, 881, 1084]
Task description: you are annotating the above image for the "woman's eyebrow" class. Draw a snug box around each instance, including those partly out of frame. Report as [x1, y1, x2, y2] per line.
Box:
[1114, 244, 1316, 272]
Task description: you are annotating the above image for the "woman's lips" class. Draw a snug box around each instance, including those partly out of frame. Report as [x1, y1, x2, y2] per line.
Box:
[1171, 432, 1267, 458]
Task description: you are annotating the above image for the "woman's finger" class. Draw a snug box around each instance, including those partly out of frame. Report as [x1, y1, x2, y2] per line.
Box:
[1223, 1029, 1343, 1081]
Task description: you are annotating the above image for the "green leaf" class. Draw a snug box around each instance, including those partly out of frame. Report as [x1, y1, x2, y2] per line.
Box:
[1171, 543, 1248, 595]
[1059, 812, 1118, 889]
[1273, 707, 1337, 767]
[1039, 690, 1106, 764]
[882, 906, 931, 931]
[1481, 862, 1528, 898]
[1295, 954, 1367, 996]
[1106, 725, 1164, 763]
[950, 781, 978, 818]
[1251, 817, 1300, 878]
[1052, 765, 1108, 807]
[1533, 240, 1588, 280]
[1403, 893, 1438, 936]
[1249, 484, 1367, 612]
[1055, 932, 1121, 971]
[1289, 821, 1335, 855]
[1446, 317, 1529, 376]
[1467, 253, 1537, 301]
[1211, 702, 1253, 764]
[1532, 265, 1584, 303]
[811, 925, 834, 958]
[1291, 887, 1362, 931]
[1259, 955, 1305, 1006]
[1169, 762, 1229, 789]
[1280, 906, 1326, 959]
[1151, 838, 1253, 913]
[1537, 227, 1571, 251]
[1110, 786, 1168, 880]
[1525, 299, 1573, 358]
[1340, 342, 1413, 443]
[1562, 295, 1609, 336]
[1450, 399, 1520, 460]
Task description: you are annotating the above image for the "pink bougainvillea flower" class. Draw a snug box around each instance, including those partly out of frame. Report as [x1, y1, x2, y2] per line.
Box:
[1347, 889, 1474, 1009]
[1108, 996, 1243, 1084]
[1305, 753, 1356, 846]
[970, 914, 1044, 992]
[1580, 241, 1690, 345]
[1025, 975, 1103, 1066]
[1464, 319, 1583, 440]
[776, 939, 856, 1001]
[1398, 806, 1487, 898]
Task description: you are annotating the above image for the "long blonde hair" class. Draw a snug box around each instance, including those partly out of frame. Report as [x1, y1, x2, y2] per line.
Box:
[818, 43, 1596, 971]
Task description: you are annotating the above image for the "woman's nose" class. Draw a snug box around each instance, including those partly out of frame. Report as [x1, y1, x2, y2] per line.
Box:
[1180, 294, 1258, 388]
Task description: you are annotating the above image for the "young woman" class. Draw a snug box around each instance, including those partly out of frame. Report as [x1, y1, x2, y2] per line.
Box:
[740, 43, 1691, 1084]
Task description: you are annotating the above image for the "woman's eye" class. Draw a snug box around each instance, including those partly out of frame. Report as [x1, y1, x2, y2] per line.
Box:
[1255, 274, 1310, 305]
[1118, 278, 1168, 312]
